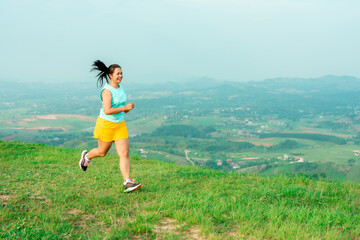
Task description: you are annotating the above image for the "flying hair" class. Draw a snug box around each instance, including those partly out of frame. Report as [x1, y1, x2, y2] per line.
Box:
[91, 60, 121, 88]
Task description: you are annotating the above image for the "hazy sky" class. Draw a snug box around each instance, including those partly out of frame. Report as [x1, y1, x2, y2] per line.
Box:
[1, 0, 359, 83]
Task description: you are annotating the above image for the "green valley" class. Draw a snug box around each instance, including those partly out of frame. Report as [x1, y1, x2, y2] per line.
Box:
[1, 76, 360, 182]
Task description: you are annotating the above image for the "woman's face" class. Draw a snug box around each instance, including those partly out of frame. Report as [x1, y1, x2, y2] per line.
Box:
[109, 67, 123, 84]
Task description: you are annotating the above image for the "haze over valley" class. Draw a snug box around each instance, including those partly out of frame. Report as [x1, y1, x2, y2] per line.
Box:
[2, 75, 360, 182]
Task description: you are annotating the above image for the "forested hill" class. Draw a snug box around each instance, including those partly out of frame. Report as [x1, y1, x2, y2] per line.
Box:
[1, 140, 360, 239]
[251, 75, 360, 93]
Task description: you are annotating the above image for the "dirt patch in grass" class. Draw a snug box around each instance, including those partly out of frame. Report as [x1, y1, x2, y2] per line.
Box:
[29, 193, 52, 205]
[84, 214, 97, 220]
[29, 195, 46, 200]
[65, 209, 98, 229]
[153, 218, 182, 233]
[66, 209, 84, 215]
[0, 194, 11, 205]
[227, 231, 251, 239]
[66, 209, 97, 220]
[187, 227, 203, 240]
[153, 218, 204, 240]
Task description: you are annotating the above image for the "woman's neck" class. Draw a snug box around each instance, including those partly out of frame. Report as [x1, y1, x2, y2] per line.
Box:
[109, 81, 119, 88]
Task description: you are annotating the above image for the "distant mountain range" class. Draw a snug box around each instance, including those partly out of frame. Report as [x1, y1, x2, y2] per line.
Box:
[1, 75, 359, 101]
[126, 75, 360, 94]
[246, 75, 360, 94]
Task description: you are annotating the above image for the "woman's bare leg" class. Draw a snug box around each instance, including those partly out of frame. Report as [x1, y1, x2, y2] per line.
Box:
[87, 139, 113, 160]
[114, 138, 130, 180]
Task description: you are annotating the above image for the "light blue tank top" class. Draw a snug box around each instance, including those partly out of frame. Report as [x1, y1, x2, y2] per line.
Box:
[99, 83, 127, 123]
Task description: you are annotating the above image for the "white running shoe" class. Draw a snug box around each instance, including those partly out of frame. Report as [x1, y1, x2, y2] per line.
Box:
[123, 181, 141, 193]
[79, 150, 88, 171]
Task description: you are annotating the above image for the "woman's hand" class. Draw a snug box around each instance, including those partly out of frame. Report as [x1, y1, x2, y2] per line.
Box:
[124, 103, 135, 113]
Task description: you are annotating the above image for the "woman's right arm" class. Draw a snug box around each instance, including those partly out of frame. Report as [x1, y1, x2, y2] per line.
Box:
[102, 89, 134, 115]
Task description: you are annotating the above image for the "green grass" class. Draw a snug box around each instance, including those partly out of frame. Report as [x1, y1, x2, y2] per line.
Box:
[1, 140, 360, 239]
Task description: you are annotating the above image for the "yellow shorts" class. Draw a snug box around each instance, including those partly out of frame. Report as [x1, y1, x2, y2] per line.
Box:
[93, 116, 129, 142]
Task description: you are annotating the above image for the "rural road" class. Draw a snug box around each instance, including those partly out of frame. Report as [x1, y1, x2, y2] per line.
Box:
[184, 149, 195, 166]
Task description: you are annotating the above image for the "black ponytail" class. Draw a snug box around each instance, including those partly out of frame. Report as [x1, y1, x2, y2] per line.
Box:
[90, 60, 121, 88]
[91, 60, 109, 88]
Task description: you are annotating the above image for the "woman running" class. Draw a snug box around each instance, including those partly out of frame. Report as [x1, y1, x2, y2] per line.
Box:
[79, 60, 141, 193]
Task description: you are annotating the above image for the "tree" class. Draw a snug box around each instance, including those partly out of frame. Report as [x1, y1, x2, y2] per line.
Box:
[348, 159, 356, 166]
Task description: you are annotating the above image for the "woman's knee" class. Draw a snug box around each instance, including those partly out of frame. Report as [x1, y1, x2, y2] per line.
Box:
[98, 151, 107, 157]
[119, 150, 129, 158]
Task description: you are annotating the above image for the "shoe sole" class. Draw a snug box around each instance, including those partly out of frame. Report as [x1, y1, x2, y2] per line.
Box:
[124, 183, 142, 193]
[79, 150, 88, 171]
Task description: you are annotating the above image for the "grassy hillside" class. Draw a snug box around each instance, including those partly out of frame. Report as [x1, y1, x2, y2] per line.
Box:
[1, 140, 360, 239]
